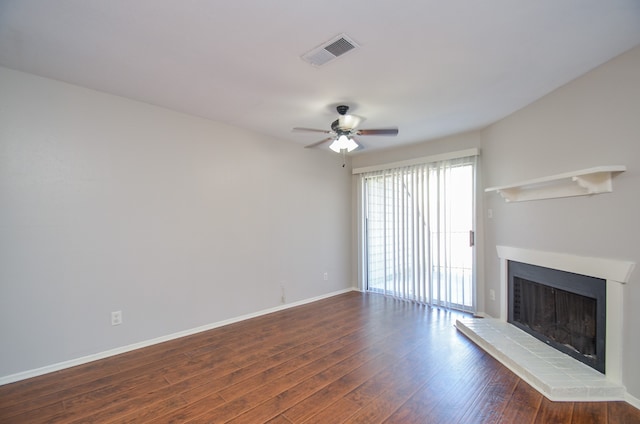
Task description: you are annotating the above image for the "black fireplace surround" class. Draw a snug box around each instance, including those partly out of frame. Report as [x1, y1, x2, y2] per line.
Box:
[508, 261, 606, 373]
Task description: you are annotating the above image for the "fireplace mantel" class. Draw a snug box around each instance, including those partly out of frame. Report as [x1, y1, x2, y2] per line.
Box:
[496, 246, 635, 284]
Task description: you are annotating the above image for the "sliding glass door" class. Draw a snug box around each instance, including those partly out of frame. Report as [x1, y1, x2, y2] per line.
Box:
[362, 155, 476, 312]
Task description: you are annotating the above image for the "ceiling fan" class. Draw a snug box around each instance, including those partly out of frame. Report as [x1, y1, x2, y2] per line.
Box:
[293, 105, 398, 153]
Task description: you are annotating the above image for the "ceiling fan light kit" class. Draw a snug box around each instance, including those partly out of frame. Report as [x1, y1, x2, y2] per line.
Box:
[329, 135, 359, 153]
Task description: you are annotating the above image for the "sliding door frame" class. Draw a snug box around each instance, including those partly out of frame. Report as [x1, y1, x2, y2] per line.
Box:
[354, 148, 479, 312]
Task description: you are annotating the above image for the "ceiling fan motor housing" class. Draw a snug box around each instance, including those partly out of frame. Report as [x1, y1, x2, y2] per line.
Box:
[336, 105, 349, 115]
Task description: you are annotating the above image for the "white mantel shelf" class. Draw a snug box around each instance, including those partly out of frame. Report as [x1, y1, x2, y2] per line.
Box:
[485, 166, 626, 202]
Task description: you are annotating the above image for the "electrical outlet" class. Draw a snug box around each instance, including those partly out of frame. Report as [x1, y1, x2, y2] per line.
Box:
[111, 310, 123, 326]
[280, 285, 286, 304]
[489, 289, 496, 301]
[323, 272, 328, 281]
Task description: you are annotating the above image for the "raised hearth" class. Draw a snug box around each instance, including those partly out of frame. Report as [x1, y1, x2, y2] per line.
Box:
[456, 318, 624, 401]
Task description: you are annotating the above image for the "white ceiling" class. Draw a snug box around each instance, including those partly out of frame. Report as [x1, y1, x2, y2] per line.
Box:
[1, 1, 639, 152]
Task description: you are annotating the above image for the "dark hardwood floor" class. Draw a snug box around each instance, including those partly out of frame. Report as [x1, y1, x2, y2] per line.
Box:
[1, 291, 639, 423]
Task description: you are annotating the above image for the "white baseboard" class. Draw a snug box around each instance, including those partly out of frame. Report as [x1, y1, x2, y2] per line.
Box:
[626, 392, 640, 410]
[0, 288, 356, 386]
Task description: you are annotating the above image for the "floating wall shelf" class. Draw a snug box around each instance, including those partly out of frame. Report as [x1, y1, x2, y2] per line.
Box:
[485, 166, 626, 202]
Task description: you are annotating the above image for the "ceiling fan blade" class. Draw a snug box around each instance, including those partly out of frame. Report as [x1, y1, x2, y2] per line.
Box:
[304, 137, 333, 148]
[356, 128, 399, 136]
[293, 127, 331, 134]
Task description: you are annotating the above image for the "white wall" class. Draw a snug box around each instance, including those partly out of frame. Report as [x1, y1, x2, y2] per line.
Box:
[481, 45, 640, 399]
[0, 67, 353, 379]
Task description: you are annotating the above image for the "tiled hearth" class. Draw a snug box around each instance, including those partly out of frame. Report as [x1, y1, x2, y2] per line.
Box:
[455, 317, 625, 401]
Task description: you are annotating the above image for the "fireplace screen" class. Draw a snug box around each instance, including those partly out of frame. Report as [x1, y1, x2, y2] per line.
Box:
[508, 261, 606, 373]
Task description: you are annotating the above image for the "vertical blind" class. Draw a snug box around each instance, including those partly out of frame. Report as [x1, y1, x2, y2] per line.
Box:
[361, 154, 476, 311]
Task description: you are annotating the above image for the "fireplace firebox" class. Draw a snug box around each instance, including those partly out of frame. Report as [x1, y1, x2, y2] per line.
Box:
[508, 261, 606, 373]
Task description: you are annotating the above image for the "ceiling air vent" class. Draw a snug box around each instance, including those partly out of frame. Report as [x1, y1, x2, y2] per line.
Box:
[301, 33, 359, 67]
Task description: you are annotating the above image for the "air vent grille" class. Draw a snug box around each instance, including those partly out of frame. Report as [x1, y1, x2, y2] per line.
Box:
[324, 37, 356, 57]
[301, 33, 359, 67]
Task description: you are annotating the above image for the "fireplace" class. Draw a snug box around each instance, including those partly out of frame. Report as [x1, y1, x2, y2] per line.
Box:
[508, 261, 606, 373]
[455, 246, 634, 401]
[495, 245, 634, 386]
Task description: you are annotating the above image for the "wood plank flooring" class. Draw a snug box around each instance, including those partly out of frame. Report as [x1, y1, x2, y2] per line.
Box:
[1, 291, 639, 423]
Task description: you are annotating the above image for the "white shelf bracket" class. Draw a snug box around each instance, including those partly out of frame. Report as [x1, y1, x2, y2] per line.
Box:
[572, 172, 613, 194]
